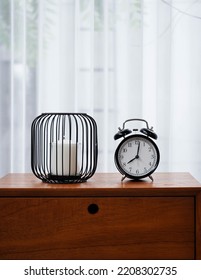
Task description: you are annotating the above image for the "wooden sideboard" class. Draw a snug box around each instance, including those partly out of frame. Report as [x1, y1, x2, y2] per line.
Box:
[0, 172, 201, 260]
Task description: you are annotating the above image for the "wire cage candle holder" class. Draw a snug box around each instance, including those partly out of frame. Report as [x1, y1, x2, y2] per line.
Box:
[31, 113, 98, 183]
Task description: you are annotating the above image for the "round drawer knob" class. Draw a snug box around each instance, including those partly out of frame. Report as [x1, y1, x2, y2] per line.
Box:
[88, 203, 99, 214]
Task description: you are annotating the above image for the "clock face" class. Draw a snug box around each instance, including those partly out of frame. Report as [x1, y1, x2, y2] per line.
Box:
[115, 134, 160, 179]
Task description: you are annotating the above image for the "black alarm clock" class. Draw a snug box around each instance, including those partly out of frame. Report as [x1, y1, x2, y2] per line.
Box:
[114, 118, 160, 181]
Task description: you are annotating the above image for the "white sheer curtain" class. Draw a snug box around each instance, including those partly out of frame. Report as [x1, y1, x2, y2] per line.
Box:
[1, 0, 201, 181]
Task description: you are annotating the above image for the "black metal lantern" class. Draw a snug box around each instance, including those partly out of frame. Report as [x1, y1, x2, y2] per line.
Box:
[31, 113, 98, 183]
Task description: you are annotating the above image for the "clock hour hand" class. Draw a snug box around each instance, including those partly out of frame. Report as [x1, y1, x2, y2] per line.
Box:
[127, 156, 137, 164]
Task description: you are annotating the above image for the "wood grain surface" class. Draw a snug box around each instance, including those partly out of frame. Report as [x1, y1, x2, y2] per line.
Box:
[0, 196, 194, 260]
[0, 173, 200, 260]
[0, 172, 201, 197]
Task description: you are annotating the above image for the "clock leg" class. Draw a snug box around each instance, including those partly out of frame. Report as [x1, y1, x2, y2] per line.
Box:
[121, 175, 126, 182]
[149, 175, 154, 182]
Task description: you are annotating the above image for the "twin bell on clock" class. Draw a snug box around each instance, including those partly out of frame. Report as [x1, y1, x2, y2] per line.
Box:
[114, 118, 160, 181]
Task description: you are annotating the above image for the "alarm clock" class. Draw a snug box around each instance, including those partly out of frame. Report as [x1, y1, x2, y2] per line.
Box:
[114, 118, 160, 181]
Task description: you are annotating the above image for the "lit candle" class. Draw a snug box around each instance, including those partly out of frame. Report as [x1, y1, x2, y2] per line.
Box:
[50, 140, 80, 176]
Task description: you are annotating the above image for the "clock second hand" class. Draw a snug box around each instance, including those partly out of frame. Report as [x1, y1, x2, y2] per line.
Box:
[127, 142, 140, 164]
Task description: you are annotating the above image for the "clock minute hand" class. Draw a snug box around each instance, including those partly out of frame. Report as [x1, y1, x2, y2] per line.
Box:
[136, 141, 140, 157]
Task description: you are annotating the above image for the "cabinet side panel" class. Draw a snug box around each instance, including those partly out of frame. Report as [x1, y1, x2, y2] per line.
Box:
[196, 192, 201, 259]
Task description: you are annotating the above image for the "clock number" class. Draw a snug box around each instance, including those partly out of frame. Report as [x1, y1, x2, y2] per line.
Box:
[135, 140, 139, 145]
[129, 167, 132, 172]
[128, 142, 132, 147]
[151, 154, 155, 159]
[148, 147, 152, 152]
[136, 169, 139, 174]
[123, 148, 127, 153]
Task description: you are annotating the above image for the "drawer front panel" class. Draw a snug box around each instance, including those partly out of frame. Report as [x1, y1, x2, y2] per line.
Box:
[0, 197, 194, 259]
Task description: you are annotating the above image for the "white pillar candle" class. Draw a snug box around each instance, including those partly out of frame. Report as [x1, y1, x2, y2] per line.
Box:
[50, 140, 80, 176]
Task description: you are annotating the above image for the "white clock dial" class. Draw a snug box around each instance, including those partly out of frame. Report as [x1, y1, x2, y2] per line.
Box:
[115, 135, 160, 179]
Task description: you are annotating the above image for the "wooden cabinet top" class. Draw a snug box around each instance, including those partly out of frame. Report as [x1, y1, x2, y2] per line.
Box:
[0, 172, 201, 197]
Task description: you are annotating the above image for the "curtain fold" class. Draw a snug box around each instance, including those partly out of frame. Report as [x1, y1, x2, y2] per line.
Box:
[1, 0, 201, 181]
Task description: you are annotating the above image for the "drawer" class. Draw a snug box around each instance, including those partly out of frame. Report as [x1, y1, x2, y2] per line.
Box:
[0, 197, 194, 259]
